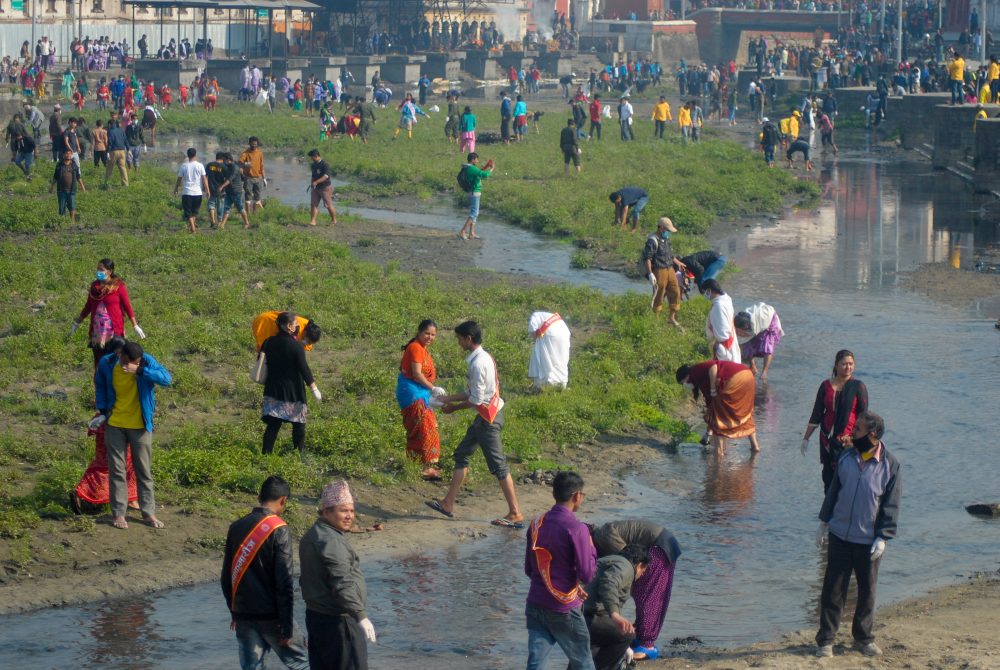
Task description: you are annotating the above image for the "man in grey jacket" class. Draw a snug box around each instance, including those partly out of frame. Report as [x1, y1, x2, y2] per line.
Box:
[583, 544, 649, 670]
[815, 411, 901, 659]
[299, 480, 376, 670]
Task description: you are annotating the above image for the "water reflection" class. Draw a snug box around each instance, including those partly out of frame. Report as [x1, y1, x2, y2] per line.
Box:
[87, 597, 158, 670]
[700, 452, 756, 523]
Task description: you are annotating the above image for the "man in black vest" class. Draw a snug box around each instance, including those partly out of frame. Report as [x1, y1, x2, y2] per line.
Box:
[221, 476, 308, 670]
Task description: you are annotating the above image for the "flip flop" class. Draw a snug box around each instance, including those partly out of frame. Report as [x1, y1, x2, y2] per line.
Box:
[112, 516, 128, 530]
[425, 500, 454, 519]
[142, 516, 165, 529]
[421, 468, 443, 482]
[490, 517, 525, 530]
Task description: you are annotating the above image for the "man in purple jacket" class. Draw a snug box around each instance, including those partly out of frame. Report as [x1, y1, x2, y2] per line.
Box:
[524, 471, 597, 669]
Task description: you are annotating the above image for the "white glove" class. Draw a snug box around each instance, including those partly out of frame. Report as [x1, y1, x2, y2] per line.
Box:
[800, 438, 810, 456]
[133, 324, 146, 339]
[70, 321, 81, 336]
[431, 386, 446, 397]
[88, 414, 107, 430]
[647, 272, 657, 286]
[870, 538, 886, 561]
[311, 386, 322, 401]
[359, 617, 377, 643]
[815, 522, 828, 548]
[625, 647, 635, 663]
[263, 178, 268, 188]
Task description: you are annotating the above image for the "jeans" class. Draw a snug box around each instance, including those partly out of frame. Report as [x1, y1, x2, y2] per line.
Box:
[654, 120, 665, 138]
[57, 190, 77, 215]
[620, 119, 633, 141]
[631, 195, 649, 226]
[816, 534, 881, 646]
[235, 619, 309, 670]
[127, 146, 141, 168]
[586, 613, 631, 670]
[14, 150, 33, 175]
[589, 120, 601, 139]
[468, 192, 481, 222]
[525, 604, 596, 670]
[701, 256, 727, 283]
[951, 79, 963, 103]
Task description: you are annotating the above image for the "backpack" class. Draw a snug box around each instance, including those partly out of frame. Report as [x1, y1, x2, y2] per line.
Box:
[456, 164, 474, 193]
[762, 122, 780, 145]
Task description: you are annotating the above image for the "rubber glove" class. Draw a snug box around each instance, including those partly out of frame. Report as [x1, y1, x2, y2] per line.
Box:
[133, 324, 146, 339]
[263, 178, 268, 188]
[88, 414, 107, 430]
[870, 538, 886, 561]
[625, 648, 635, 664]
[311, 386, 322, 401]
[431, 386, 446, 397]
[70, 321, 81, 336]
[359, 617, 377, 643]
[800, 438, 810, 456]
[647, 272, 657, 286]
[815, 522, 828, 548]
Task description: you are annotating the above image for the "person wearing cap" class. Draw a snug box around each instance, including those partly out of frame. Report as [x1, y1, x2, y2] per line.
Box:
[222, 475, 308, 670]
[299, 480, 375, 670]
[642, 217, 683, 325]
[974, 103, 988, 132]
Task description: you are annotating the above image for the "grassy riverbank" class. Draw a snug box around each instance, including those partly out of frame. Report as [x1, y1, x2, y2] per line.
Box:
[0, 159, 710, 571]
[71, 101, 816, 270]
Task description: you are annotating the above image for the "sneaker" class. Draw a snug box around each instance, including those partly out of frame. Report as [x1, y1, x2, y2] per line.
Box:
[815, 644, 833, 658]
[855, 641, 882, 657]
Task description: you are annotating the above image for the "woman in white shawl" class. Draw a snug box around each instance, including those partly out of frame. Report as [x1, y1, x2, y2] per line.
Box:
[734, 302, 784, 380]
[528, 311, 570, 390]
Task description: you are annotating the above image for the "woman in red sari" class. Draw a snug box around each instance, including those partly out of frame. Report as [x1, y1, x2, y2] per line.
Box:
[395, 320, 445, 480]
[72, 258, 146, 367]
[676, 360, 761, 453]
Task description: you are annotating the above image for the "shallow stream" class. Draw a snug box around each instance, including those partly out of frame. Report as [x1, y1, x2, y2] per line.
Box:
[3, 145, 999, 668]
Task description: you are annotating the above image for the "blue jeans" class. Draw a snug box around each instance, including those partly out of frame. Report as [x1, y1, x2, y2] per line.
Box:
[235, 619, 309, 670]
[468, 192, 481, 222]
[701, 256, 727, 283]
[951, 79, 963, 103]
[620, 119, 633, 140]
[14, 150, 33, 175]
[631, 195, 649, 227]
[525, 604, 596, 670]
[57, 191, 77, 215]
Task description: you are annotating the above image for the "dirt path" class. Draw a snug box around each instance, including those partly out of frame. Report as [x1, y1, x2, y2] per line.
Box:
[652, 575, 1000, 669]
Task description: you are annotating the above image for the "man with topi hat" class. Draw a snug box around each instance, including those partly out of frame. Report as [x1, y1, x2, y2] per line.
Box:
[641, 217, 684, 326]
[299, 480, 375, 670]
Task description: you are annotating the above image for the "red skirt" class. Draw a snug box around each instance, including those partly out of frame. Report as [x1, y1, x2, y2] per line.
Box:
[401, 402, 440, 464]
[75, 425, 138, 505]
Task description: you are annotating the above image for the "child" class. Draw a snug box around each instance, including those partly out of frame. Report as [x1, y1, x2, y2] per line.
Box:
[178, 83, 188, 107]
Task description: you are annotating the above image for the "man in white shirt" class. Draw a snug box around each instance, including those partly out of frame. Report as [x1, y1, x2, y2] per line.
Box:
[528, 311, 570, 390]
[702, 279, 741, 363]
[619, 96, 634, 141]
[427, 320, 524, 529]
[173, 147, 209, 233]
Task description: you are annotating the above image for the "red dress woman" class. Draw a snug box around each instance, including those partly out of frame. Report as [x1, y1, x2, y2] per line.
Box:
[72, 258, 145, 366]
[676, 359, 761, 452]
[801, 349, 868, 491]
[394, 320, 443, 480]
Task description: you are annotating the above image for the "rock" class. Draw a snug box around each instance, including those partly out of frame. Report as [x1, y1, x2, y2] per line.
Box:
[965, 503, 1000, 517]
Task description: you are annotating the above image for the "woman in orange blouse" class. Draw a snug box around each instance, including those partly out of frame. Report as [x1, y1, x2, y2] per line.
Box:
[395, 319, 446, 480]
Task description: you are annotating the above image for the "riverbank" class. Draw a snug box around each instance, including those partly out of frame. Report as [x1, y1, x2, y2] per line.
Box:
[650, 573, 1000, 669]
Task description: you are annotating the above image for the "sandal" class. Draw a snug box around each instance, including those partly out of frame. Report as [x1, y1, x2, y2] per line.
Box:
[142, 515, 165, 529]
[421, 467, 443, 482]
[490, 517, 525, 529]
[112, 516, 128, 529]
[425, 499, 454, 518]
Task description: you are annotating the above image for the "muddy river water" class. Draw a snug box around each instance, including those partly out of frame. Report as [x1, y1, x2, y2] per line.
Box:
[2, 145, 999, 668]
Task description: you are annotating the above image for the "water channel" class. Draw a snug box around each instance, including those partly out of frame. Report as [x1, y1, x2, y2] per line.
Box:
[3, 143, 999, 668]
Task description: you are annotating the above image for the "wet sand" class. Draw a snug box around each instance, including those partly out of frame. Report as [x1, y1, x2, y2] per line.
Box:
[652, 575, 1000, 669]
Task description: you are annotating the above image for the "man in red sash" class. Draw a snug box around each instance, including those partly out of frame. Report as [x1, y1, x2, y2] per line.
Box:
[524, 471, 597, 669]
[221, 475, 308, 670]
[426, 320, 523, 528]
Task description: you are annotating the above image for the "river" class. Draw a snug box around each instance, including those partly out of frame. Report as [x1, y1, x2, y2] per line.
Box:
[2, 145, 998, 668]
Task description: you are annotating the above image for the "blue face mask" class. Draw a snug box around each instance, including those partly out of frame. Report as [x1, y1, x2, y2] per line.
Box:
[661, 231, 671, 240]
[96, 271, 108, 281]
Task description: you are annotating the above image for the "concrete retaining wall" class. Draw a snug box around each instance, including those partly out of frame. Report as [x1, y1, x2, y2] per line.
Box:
[974, 119, 1000, 193]
[931, 104, 999, 169]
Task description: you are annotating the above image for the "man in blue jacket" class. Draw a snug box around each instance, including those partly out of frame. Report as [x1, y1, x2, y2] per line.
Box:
[94, 340, 171, 529]
[815, 410, 901, 659]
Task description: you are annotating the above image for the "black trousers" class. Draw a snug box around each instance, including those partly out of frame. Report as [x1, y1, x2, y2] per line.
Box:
[586, 613, 631, 670]
[262, 415, 305, 455]
[306, 610, 368, 670]
[816, 534, 880, 646]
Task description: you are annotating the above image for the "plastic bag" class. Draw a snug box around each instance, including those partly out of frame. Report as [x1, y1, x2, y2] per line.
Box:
[254, 90, 267, 106]
[602, 104, 611, 118]
[429, 104, 440, 113]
